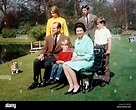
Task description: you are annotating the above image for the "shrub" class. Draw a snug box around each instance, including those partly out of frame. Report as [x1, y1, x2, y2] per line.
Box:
[110, 27, 123, 35]
[27, 25, 46, 40]
[16, 23, 32, 36]
[2, 28, 18, 38]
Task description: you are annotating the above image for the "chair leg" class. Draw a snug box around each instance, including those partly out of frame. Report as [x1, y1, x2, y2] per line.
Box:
[81, 78, 85, 93]
[88, 73, 94, 92]
[80, 74, 87, 93]
[39, 72, 42, 83]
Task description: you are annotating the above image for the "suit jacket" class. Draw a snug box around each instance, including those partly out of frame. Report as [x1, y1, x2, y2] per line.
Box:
[78, 13, 97, 30]
[78, 13, 97, 41]
[40, 33, 73, 59]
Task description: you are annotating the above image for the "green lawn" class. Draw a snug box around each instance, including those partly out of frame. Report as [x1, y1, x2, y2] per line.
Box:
[0, 34, 136, 102]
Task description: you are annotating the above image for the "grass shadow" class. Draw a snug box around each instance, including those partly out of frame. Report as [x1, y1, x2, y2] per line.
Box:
[110, 71, 115, 78]
[49, 75, 68, 90]
[87, 71, 115, 93]
[18, 70, 23, 73]
[49, 82, 68, 90]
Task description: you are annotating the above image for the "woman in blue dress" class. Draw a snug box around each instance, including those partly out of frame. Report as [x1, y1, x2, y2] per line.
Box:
[63, 22, 94, 95]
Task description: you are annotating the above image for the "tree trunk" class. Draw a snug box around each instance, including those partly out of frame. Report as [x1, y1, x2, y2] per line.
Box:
[74, 0, 78, 19]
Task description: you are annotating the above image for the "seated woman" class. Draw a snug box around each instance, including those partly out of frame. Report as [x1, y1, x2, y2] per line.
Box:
[63, 22, 94, 95]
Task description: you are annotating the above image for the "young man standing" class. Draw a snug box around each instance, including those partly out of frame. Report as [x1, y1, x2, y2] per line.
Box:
[78, 5, 97, 41]
[94, 17, 112, 84]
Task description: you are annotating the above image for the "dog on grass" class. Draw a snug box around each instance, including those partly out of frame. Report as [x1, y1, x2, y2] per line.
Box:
[10, 61, 18, 74]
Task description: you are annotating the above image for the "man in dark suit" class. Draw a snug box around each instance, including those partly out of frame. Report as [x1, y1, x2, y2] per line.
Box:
[28, 22, 73, 90]
[78, 4, 98, 41]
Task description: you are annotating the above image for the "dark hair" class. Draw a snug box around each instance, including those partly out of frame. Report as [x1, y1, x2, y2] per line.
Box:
[82, 5, 89, 10]
[74, 22, 87, 34]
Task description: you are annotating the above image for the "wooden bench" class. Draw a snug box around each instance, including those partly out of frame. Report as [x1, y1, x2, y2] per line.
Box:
[30, 41, 43, 54]
[78, 45, 106, 93]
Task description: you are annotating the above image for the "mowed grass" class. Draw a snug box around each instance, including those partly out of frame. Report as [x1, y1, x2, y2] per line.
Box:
[0, 34, 136, 101]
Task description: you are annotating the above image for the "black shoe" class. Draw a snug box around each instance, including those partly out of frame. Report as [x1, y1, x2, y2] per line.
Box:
[64, 89, 74, 95]
[46, 79, 53, 84]
[27, 82, 38, 90]
[71, 87, 81, 95]
[105, 81, 110, 85]
[52, 78, 59, 84]
[39, 81, 46, 87]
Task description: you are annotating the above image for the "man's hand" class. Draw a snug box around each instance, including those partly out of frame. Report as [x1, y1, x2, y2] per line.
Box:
[37, 54, 44, 61]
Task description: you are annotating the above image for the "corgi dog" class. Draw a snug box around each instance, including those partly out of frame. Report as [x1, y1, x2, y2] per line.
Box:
[11, 61, 18, 74]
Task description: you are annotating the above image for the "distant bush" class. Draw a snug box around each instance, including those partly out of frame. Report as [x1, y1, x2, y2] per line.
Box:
[1, 24, 45, 39]
[27, 25, 46, 40]
[17, 23, 32, 35]
[2, 28, 18, 38]
[110, 27, 123, 35]
[1, 23, 32, 38]
[67, 19, 77, 34]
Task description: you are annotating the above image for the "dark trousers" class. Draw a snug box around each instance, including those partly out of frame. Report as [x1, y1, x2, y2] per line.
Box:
[33, 55, 56, 83]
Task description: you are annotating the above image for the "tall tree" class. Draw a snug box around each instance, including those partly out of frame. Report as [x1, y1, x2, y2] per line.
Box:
[74, 0, 78, 19]
[112, 0, 136, 29]
[0, 0, 7, 14]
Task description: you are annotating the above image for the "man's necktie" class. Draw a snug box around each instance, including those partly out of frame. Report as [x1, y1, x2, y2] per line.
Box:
[53, 35, 57, 51]
[54, 35, 57, 46]
[86, 16, 88, 24]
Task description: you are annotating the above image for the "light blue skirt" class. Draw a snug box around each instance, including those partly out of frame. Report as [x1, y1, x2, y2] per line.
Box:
[64, 60, 94, 71]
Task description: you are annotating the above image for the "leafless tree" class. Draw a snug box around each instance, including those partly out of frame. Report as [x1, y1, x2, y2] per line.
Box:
[112, 0, 136, 29]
